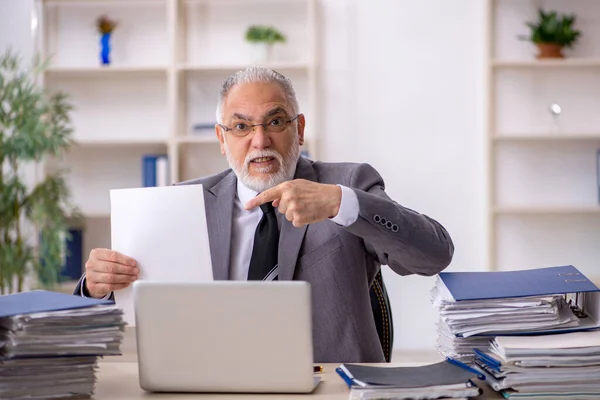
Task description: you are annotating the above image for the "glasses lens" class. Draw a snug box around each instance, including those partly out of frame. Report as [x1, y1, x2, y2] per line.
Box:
[232, 123, 251, 137]
[265, 117, 288, 133]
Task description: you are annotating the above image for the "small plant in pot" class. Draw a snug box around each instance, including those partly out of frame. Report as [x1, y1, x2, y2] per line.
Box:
[245, 25, 286, 63]
[520, 9, 581, 59]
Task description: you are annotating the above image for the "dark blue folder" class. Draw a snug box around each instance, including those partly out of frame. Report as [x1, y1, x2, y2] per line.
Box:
[439, 265, 599, 302]
[0, 290, 113, 319]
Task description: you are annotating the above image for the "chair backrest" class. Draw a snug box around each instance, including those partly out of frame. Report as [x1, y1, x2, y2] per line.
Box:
[369, 270, 394, 362]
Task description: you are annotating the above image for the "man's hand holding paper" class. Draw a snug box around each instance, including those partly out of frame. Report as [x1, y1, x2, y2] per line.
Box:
[84, 249, 139, 299]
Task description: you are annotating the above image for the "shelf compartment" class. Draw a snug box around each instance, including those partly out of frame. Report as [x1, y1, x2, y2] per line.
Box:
[43, 0, 168, 68]
[182, 0, 310, 66]
[494, 141, 600, 208]
[494, 68, 600, 134]
[45, 73, 169, 142]
[47, 144, 167, 215]
[492, 0, 600, 60]
[496, 213, 600, 280]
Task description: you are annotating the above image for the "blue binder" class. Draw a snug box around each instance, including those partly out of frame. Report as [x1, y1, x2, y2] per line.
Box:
[0, 290, 113, 319]
[439, 265, 600, 302]
[438, 265, 600, 336]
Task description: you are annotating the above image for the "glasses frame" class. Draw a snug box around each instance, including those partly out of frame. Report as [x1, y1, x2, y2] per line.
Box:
[218, 114, 300, 137]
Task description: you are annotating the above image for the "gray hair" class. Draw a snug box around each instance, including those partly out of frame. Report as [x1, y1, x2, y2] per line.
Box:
[216, 66, 299, 124]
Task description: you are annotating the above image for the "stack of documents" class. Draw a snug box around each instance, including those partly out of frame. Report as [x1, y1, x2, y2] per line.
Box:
[336, 360, 483, 399]
[430, 265, 600, 362]
[473, 331, 600, 399]
[0, 290, 125, 399]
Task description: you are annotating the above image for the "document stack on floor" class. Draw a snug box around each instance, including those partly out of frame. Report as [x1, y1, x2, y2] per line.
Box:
[0, 290, 125, 400]
[336, 360, 484, 400]
[473, 331, 600, 399]
[430, 265, 600, 362]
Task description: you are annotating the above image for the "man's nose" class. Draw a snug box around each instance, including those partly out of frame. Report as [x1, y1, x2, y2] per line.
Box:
[250, 125, 271, 148]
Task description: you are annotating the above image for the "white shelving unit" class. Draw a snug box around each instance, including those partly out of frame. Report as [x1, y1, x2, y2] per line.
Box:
[34, 0, 318, 267]
[486, 0, 600, 279]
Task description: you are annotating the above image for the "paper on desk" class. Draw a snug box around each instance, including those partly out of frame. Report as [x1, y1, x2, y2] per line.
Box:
[110, 185, 214, 326]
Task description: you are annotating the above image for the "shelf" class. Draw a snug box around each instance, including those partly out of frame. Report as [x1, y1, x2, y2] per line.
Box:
[493, 134, 600, 142]
[74, 212, 110, 219]
[494, 206, 600, 215]
[492, 59, 600, 68]
[179, 62, 311, 73]
[72, 139, 168, 147]
[45, 66, 168, 77]
[177, 136, 219, 144]
[44, 0, 164, 6]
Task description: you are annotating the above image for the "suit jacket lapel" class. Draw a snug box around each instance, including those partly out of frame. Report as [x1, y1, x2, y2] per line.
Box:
[278, 157, 318, 281]
[205, 172, 236, 280]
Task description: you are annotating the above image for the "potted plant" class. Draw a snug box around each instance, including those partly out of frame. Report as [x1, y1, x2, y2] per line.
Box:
[245, 25, 286, 63]
[520, 9, 581, 59]
[96, 15, 117, 65]
[0, 50, 79, 294]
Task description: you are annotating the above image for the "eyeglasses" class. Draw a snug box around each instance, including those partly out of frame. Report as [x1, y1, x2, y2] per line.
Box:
[218, 115, 300, 138]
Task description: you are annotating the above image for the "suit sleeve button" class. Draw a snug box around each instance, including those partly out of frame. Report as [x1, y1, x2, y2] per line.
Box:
[374, 215, 381, 223]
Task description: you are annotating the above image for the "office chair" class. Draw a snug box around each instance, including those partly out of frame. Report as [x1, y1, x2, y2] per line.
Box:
[370, 270, 394, 362]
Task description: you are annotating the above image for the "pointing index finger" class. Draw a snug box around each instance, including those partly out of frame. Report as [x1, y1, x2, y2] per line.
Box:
[244, 186, 283, 210]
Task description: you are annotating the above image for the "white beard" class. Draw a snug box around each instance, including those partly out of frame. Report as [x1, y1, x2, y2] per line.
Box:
[224, 136, 300, 193]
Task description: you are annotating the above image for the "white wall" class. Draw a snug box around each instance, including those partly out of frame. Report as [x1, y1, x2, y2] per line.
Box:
[319, 0, 487, 352]
[0, 0, 34, 59]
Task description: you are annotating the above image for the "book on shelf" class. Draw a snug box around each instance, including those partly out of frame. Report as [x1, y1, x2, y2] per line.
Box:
[142, 154, 169, 187]
[192, 122, 216, 135]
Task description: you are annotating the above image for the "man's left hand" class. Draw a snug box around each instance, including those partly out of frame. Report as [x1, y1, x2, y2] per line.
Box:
[245, 179, 342, 228]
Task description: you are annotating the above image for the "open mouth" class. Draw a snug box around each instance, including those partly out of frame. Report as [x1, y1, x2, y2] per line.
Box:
[250, 156, 276, 165]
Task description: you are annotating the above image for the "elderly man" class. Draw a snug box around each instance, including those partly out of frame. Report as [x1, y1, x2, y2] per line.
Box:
[74, 66, 454, 363]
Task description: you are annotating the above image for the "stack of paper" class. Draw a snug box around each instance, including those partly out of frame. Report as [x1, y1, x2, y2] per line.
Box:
[473, 331, 600, 399]
[0, 290, 125, 399]
[336, 360, 483, 399]
[430, 265, 600, 362]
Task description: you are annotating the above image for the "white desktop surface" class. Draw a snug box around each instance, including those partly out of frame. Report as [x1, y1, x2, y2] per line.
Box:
[94, 362, 500, 399]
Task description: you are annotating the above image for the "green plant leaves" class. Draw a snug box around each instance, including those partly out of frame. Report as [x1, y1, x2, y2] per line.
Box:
[245, 25, 286, 44]
[522, 9, 582, 48]
[0, 49, 77, 293]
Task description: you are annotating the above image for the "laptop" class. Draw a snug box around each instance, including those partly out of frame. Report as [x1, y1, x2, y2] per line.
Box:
[132, 280, 319, 393]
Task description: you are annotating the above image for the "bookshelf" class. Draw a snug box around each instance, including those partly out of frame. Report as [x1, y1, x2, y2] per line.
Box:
[34, 0, 318, 271]
[486, 0, 600, 279]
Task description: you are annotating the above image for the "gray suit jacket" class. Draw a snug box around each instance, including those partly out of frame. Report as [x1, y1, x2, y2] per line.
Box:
[75, 157, 453, 362]
[176, 156, 454, 363]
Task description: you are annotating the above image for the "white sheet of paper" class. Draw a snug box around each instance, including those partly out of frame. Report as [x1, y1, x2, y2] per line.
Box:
[110, 185, 214, 326]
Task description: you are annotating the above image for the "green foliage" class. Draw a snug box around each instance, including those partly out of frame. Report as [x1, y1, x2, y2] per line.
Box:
[522, 9, 581, 48]
[0, 49, 79, 294]
[245, 25, 286, 45]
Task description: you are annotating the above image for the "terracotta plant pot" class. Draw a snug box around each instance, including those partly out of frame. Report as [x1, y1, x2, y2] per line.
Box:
[536, 43, 564, 59]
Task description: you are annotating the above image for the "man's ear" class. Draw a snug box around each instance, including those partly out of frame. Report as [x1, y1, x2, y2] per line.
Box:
[215, 124, 226, 155]
[297, 114, 305, 146]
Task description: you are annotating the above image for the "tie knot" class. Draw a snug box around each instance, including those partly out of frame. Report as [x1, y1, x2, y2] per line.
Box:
[260, 202, 275, 214]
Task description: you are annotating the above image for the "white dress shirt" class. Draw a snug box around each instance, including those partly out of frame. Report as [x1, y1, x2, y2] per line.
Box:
[82, 176, 360, 296]
[230, 179, 359, 280]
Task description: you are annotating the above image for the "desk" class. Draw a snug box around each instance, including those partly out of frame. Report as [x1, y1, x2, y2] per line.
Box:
[94, 362, 502, 399]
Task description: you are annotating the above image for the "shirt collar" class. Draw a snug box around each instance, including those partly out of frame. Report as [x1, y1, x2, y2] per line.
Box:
[236, 178, 259, 209]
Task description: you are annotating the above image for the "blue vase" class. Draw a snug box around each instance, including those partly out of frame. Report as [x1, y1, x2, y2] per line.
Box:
[100, 33, 111, 65]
